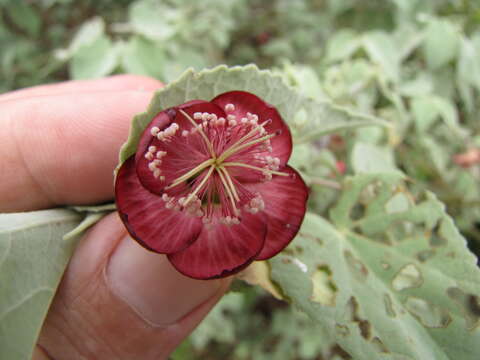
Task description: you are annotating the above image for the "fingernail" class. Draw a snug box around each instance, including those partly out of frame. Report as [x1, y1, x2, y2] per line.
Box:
[106, 236, 225, 326]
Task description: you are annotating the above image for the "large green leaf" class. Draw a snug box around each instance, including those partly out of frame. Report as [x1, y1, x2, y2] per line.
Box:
[268, 174, 480, 359]
[0, 209, 82, 360]
[128, 0, 178, 41]
[0, 208, 113, 360]
[423, 18, 459, 70]
[70, 35, 119, 79]
[118, 65, 390, 164]
[121, 36, 166, 79]
[362, 31, 400, 82]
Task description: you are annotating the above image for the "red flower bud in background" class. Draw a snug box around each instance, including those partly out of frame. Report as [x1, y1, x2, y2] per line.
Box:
[115, 91, 308, 279]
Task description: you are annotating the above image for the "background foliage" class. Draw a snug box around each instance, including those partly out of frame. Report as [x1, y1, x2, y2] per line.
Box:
[1, 0, 480, 359]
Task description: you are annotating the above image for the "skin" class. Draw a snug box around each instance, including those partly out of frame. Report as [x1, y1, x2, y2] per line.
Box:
[0, 75, 231, 360]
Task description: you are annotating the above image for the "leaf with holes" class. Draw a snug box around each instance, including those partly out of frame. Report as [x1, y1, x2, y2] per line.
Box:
[267, 173, 480, 360]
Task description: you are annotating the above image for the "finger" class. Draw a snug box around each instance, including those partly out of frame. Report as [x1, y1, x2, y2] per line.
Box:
[38, 213, 230, 360]
[0, 75, 161, 104]
[0, 88, 156, 212]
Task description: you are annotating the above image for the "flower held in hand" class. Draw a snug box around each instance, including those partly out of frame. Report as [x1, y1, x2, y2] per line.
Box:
[115, 91, 308, 279]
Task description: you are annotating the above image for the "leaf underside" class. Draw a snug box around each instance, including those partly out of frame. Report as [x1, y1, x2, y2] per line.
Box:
[118, 64, 388, 166]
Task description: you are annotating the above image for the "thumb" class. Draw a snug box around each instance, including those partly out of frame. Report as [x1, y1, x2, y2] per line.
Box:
[38, 212, 230, 360]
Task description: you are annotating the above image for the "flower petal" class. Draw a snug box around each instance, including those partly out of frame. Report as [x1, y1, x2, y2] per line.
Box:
[135, 101, 225, 195]
[247, 165, 308, 260]
[168, 210, 267, 279]
[212, 91, 292, 165]
[115, 156, 203, 254]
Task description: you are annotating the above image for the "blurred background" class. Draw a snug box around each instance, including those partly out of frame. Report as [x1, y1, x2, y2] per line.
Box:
[1, 0, 480, 358]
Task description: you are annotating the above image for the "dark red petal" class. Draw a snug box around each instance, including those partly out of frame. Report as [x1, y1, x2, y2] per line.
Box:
[168, 211, 267, 279]
[135, 101, 225, 195]
[246, 165, 308, 260]
[115, 156, 202, 254]
[211, 91, 292, 165]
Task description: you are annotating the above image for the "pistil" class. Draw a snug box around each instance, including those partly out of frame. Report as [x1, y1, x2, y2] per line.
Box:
[182, 165, 215, 207]
[166, 158, 215, 190]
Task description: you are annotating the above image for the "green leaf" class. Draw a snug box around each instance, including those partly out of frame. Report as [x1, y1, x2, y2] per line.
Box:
[118, 65, 390, 164]
[0, 209, 83, 360]
[5, 2, 41, 37]
[128, 0, 177, 41]
[326, 29, 360, 62]
[69, 17, 105, 53]
[189, 292, 244, 349]
[351, 143, 402, 175]
[362, 31, 400, 82]
[280, 63, 326, 100]
[269, 174, 480, 360]
[121, 36, 166, 79]
[411, 96, 467, 137]
[423, 19, 459, 70]
[457, 37, 480, 109]
[70, 35, 119, 79]
[162, 49, 209, 83]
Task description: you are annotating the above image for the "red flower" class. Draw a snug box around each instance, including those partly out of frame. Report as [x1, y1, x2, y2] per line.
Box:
[115, 91, 308, 279]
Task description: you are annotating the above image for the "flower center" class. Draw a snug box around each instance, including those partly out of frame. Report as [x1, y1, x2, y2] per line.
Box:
[144, 103, 289, 226]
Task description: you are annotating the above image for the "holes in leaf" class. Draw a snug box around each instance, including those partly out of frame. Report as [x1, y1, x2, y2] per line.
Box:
[344, 250, 368, 282]
[384, 293, 396, 318]
[353, 225, 391, 245]
[429, 221, 448, 247]
[381, 262, 391, 270]
[329, 344, 353, 360]
[294, 245, 304, 254]
[386, 220, 418, 243]
[345, 297, 372, 341]
[298, 232, 323, 246]
[416, 249, 436, 262]
[405, 296, 452, 328]
[392, 264, 423, 291]
[447, 287, 480, 330]
[335, 323, 350, 337]
[350, 202, 366, 221]
[371, 337, 389, 353]
[385, 192, 410, 214]
[310, 265, 337, 306]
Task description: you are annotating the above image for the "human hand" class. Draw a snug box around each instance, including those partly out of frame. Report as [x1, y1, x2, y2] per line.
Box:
[0, 75, 231, 360]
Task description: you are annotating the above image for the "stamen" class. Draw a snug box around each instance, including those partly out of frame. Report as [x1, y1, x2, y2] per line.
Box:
[219, 120, 267, 155]
[182, 166, 215, 207]
[222, 162, 289, 177]
[218, 166, 240, 202]
[165, 158, 215, 190]
[217, 132, 278, 163]
[179, 109, 216, 158]
[225, 103, 235, 112]
[216, 167, 239, 214]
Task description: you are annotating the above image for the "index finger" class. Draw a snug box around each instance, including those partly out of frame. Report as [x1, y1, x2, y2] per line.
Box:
[0, 78, 161, 212]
